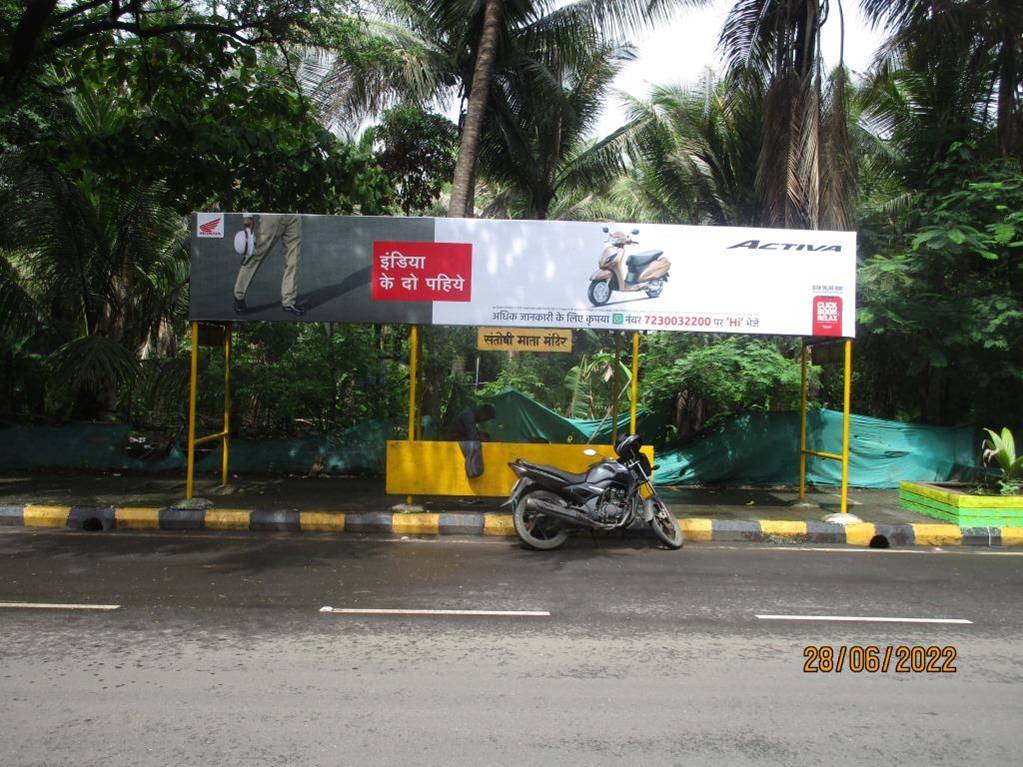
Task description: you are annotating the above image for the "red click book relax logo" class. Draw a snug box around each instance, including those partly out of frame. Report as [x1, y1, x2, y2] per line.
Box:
[812, 295, 842, 336]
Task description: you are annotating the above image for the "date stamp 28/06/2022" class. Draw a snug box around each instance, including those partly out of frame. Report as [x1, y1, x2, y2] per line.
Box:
[803, 645, 957, 673]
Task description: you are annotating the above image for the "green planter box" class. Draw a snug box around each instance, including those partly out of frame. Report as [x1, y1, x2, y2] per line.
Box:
[900, 481, 1023, 528]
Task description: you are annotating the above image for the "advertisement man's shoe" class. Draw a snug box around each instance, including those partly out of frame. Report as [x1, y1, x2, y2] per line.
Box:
[282, 303, 306, 317]
[234, 297, 248, 314]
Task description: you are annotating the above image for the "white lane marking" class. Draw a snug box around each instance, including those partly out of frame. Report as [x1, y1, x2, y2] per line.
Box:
[0, 601, 120, 611]
[756, 614, 972, 624]
[319, 607, 550, 617]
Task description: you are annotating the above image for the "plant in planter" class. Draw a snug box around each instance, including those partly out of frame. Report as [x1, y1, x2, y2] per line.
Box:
[982, 427, 1023, 496]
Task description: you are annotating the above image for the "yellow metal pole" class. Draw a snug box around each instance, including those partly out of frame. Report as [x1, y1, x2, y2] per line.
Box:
[185, 321, 199, 500]
[840, 339, 852, 514]
[408, 325, 419, 441]
[799, 345, 808, 499]
[629, 332, 640, 436]
[416, 326, 424, 440]
[406, 324, 419, 505]
[611, 332, 621, 444]
[221, 323, 232, 487]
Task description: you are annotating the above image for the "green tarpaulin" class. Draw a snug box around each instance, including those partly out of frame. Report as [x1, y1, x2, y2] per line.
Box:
[650, 409, 978, 489]
[0, 390, 979, 488]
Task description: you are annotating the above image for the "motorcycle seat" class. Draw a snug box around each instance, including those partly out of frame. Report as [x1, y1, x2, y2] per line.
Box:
[517, 461, 588, 484]
[627, 251, 663, 269]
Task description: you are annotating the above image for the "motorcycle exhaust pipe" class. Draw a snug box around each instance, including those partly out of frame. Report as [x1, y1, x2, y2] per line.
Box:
[524, 497, 599, 528]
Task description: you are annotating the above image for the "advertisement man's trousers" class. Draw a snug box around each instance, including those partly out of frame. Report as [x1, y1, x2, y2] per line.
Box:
[233, 214, 302, 306]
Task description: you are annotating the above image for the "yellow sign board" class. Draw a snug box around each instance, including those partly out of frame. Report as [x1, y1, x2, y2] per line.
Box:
[477, 327, 572, 353]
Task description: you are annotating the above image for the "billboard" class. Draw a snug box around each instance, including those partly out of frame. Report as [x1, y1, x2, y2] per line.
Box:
[190, 213, 856, 337]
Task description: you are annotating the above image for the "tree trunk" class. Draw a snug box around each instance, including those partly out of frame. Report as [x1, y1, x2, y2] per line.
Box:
[448, 0, 504, 218]
[996, 25, 1018, 157]
[1, 0, 58, 102]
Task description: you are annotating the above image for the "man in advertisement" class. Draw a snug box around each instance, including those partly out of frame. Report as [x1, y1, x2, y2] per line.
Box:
[233, 213, 306, 316]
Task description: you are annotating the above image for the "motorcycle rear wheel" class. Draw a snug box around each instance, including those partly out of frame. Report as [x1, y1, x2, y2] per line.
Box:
[513, 490, 571, 550]
[648, 497, 683, 549]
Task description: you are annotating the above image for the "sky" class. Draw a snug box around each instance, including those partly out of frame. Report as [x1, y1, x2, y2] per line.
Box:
[592, 0, 886, 137]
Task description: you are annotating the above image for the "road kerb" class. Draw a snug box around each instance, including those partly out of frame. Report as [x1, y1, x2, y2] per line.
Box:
[759, 520, 808, 540]
[911, 524, 963, 547]
[23, 505, 71, 528]
[1, 502, 1019, 547]
[483, 514, 516, 536]
[844, 522, 876, 546]
[300, 512, 346, 532]
[115, 507, 161, 530]
[203, 509, 252, 531]
[680, 518, 713, 542]
[392, 513, 440, 535]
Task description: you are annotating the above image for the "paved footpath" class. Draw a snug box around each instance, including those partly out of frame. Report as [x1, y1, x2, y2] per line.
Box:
[1, 528, 1021, 766]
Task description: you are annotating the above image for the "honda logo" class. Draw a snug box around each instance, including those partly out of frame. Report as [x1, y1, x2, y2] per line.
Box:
[196, 213, 224, 238]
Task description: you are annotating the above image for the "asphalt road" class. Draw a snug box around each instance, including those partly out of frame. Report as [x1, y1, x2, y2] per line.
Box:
[1, 530, 1020, 766]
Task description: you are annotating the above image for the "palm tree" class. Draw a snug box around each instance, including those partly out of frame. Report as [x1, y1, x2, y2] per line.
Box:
[861, 0, 1023, 158]
[0, 90, 188, 416]
[303, 0, 714, 215]
[476, 36, 634, 219]
[449, 0, 505, 217]
[450, 0, 718, 216]
[859, 35, 995, 193]
[717, 0, 857, 229]
[615, 74, 765, 225]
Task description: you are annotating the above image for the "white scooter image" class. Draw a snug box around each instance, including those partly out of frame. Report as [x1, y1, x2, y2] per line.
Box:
[587, 227, 671, 306]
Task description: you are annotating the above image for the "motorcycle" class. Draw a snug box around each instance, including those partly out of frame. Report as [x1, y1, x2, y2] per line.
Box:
[587, 227, 671, 306]
[506, 435, 683, 550]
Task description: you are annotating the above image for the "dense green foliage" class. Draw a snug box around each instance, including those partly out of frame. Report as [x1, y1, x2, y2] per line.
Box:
[366, 106, 458, 215]
[858, 147, 1023, 426]
[1, 0, 1021, 458]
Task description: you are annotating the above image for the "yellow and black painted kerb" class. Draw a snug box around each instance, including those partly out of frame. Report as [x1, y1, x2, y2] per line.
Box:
[1, 503, 1022, 547]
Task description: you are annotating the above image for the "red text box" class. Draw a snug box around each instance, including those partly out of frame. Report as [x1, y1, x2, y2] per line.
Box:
[372, 241, 472, 302]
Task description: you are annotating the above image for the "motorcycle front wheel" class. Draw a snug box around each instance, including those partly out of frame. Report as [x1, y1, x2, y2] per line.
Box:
[513, 490, 571, 550]
[588, 279, 611, 306]
[647, 497, 683, 549]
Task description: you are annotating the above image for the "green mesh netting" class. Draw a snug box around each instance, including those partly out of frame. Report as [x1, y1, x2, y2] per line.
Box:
[0, 392, 979, 487]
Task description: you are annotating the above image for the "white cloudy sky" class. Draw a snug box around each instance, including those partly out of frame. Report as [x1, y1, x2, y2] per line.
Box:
[593, 0, 885, 136]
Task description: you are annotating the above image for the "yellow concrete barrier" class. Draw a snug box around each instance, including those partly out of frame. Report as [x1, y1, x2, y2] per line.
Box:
[391, 513, 440, 535]
[23, 505, 70, 528]
[484, 514, 516, 536]
[680, 518, 713, 542]
[115, 507, 161, 530]
[759, 520, 808, 539]
[204, 509, 251, 530]
[386, 440, 653, 498]
[844, 522, 876, 546]
[299, 512, 346, 532]
[1000, 527, 1023, 546]
[911, 524, 962, 547]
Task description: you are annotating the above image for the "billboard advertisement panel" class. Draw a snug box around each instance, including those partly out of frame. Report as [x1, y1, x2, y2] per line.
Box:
[190, 213, 856, 337]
